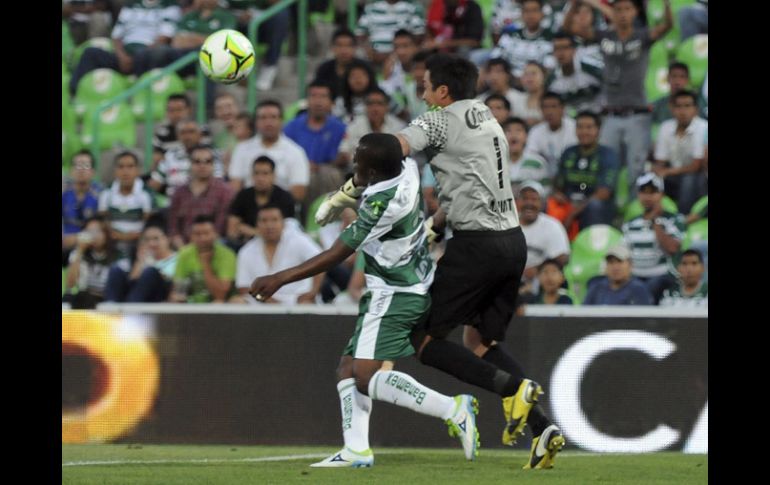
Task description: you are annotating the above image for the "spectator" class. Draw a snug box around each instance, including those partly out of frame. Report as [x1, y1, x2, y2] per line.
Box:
[356, 0, 426, 66]
[68, 0, 181, 96]
[317, 208, 359, 303]
[314, 28, 362, 98]
[508, 61, 547, 126]
[153, 94, 212, 156]
[678, 0, 707, 42]
[338, 89, 407, 168]
[522, 259, 574, 305]
[98, 151, 153, 259]
[231, 205, 323, 304]
[516, 181, 571, 298]
[210, 93, 241, 164]
[103, 223, 178, 302]
[526, 92, 577, 174]
[564, 0, 673, 188]
[219, 112, 255, 176]
[226, 156, 296, 251]
[546, 31, 603, 115]
[229, 100, 310, 203]
[397, 49, 432, 121]
[63, 0, 113, 45]
[485, 94, 512, 125]
[168, 145, 234, 249]
[170, 214, 236, 303]
[227, 0, 289, 91]
[490, 0, 556, 83]
[381, 29, 419, 100]
[333, 59, 380, 123]
[583, 244, 654, 305]
[552, 111, 619, 231]
[62, 150, 101, 261]
[651, 63, 707, 126]
[503, 117, 550, 195]
[653, 90, 707, 214]
[284, 81, 347, 204]
[63, 216, 121, 309]
[659, 248, 707, 307]
[476, 58, 519, 108]
[423, 0, 484, 57]
[560, 0, 609, 67]
[622, 172, 684, 303]
[150, 119, 224, 198]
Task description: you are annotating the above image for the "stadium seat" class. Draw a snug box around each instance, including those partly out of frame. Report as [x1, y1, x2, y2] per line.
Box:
[675, 34, 708, 90]
[682, 218, 708, 250]
[623, 196, 679, 222]
[62, 62, 71, 107]
[564, 254, 604, 304]
[69, 37, 114, 71]
[646, 0, 697, 55]
[565, 224, 624, 303]
[62, 21, 75, 64]
[62, 102, 81, 166]
[81, 103, 137, 152]
[476, 0, 496, 49]
[689, 195, 708, 219]
[310, 1, 335, 25]
[283, 99, 308, 122]
[131, 69, 187, 122]
[614, 166, 630, 213]
[644, 41, 671, 103]
[73, 68, 130, 118]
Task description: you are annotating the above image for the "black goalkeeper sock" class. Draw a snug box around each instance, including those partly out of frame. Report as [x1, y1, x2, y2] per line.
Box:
[419, 338, 519, 396]
[483, 344, 551, 436]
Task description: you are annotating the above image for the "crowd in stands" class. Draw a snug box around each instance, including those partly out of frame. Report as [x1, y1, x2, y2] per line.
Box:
[63, 0, 708, 309]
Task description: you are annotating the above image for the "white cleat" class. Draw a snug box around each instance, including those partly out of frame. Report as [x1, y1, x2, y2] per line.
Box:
[446, 394, 480, 461]
[309, 447, 374, 468]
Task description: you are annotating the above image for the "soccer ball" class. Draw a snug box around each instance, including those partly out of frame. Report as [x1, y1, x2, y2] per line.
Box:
[199, 29, 255, 84]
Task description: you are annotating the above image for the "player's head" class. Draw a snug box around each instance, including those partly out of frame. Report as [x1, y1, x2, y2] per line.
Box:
[424, 53, 478, 106]
[256, 204, 285, 243]
[678, 249, 705, 287]
[353, 133, 404, 185]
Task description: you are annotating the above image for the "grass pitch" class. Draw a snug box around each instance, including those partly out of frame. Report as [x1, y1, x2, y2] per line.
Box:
[62, 444, 707, 484]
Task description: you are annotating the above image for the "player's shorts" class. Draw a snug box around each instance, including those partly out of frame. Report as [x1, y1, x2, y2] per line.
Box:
[344, 288, 431, 361]
[422, 226, 527, 342]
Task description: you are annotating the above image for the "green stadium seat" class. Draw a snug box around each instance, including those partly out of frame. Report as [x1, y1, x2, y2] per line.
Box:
[62, 21, 75, 64]
[310, 1, 335, 25]
[476, 0, 496, 49]
[646, 0, 697, 55]
[131, 69, 187, 121]
[564, 256, 604, 304]
[682, 218, 707, 250]
[283, 99, 308, 122]
[675, 34, 708, 90]
[62, 62, 71, 107]
[62, 102, 81, 166]
[81, 102, 137, 152]
[689, 195, 708, 219]
[623, 196, 679, 222]
[644, 41, 672, 103]
[73, 68, 130, 118]
[615, 166, 630, 213]
[565, 224, 624, 303]
[69, 37, 114, 71]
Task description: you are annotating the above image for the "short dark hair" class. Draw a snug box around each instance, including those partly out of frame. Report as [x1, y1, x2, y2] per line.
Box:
[576, 110, 602, 128]
[256, 99, 283, 118]
[253, 155, 276, 171]
[541, 91, 564, 106]
[538, 258, 564, 272]
[332, 27, 356, 44]
[114, 150, 139, 166]
[486, 57, 512, 74]
[394, 29, 417, 44]
[307, 80, 334, 100]
[681, 248, 704, 263]
[357, 133, 404, 179]
[672, 89, 698, 105]
[502, 116, 529, 133]
[256, 203, 285, 220]
[366, 87, 391, 104]
[192, 214, 216, 226]
[167, 93, 190, 106]
[190, 144, 214, 155]
[72, 149, 95, 164]
[553, 31, 577, 46]
[522, 0, 544, 8]
[425, 53, 478, 101]
[411, 49, 433, 66]
[484, 93, 511, 111]
[668, 62, 690, 76]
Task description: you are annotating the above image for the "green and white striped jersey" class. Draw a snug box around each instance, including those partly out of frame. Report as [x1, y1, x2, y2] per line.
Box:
[622, 212, 685, 278]
[356, 1, 426, 53]
[659, 281, 708, 308]
[340, 159, 434, 294]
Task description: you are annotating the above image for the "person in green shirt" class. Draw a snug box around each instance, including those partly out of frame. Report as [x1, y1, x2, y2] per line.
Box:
[171, 214, 236, 303]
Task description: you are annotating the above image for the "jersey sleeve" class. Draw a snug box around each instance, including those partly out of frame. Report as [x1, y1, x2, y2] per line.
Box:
[339, 193, 393, 250]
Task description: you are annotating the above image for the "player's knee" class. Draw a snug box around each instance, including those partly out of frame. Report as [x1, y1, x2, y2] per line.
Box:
[353, 373, 371, 395]
[335, 356, 354, 382]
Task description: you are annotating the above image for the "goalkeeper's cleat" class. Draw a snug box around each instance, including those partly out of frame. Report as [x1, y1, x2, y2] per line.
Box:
[445, 394, 480, 461]
[309, 447, 374, 468]
[502, 378, 544, 446]
[523, 424, 565, 469]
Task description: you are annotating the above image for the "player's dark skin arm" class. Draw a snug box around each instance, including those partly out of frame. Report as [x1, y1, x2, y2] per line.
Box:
[250, 239, 355, 300]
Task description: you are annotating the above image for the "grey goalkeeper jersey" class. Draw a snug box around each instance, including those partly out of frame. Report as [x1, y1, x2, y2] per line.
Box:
[400, 99, 520, 231]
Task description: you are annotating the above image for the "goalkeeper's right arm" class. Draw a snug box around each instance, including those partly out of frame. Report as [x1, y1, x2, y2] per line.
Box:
[314, 177, 365, 226]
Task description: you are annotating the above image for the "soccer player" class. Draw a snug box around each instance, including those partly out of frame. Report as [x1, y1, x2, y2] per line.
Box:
[315, 53, 564, 469]
[249, 133, 479, 468]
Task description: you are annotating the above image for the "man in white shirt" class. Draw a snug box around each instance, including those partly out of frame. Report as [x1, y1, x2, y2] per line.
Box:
[653, 90, 707, 214]
[526, 92, 577, 176]
[228, 100, 310, 203]
[232, 205, 323, 304]
[338, 89, 406, 168]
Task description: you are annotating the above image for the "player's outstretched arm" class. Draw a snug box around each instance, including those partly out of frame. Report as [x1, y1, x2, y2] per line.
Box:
[396, 133, 411, 157]
[249, 239, 355, 301]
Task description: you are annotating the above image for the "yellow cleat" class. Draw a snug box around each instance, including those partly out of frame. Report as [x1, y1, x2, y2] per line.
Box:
[523, 424, 565, 469]
[501, 379, 543, 446]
